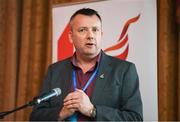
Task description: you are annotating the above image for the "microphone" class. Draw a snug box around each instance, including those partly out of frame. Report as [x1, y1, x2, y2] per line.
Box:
[0, 88, 61, 119]
[34, 88, 61, 104]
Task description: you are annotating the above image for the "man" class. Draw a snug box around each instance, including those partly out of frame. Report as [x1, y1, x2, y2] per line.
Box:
[30, 8, 143, 121]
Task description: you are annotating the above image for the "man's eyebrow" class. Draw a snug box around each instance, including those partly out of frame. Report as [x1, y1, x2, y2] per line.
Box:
[79, 26, 101, 28]
[79, 26, 87, 28]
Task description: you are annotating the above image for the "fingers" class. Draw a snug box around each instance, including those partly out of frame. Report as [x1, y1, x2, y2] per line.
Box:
[59, 106, 77, 120]
[60, 90, 86, 119]
[63, 89, 91, 111]
[64, 92, 78, 102]
[64, 99, 79, 106]
[64, 89, 84, 102]
[63, 89, 85, 109]
[65, 103, 80, 109]
[63, 106, 78, 112]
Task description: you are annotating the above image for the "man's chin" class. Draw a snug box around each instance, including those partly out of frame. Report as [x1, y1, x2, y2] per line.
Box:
[83, 51, 100, 57]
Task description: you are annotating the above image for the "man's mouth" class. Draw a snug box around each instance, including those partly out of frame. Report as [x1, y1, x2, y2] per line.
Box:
[86, 43, 95, 46]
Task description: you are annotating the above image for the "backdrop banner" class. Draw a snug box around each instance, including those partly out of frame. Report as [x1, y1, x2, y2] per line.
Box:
[52, 0, 157, 120]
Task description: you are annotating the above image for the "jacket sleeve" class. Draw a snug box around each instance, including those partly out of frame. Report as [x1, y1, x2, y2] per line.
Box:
[95, 63, 143, 121]
[29, 65, 61, 121]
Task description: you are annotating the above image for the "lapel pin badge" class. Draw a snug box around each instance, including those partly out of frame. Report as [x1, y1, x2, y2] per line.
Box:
[100, 74, 104, 79]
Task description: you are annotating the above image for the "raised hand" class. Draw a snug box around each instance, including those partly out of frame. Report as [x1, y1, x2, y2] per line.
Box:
[63, 89, 94, 117]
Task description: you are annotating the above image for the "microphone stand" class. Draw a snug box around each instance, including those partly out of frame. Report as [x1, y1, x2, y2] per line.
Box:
[0, 100, 36, 119]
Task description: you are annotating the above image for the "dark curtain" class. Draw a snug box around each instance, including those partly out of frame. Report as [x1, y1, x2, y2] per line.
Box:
[158, 0, 179, 120]
[0, 0, 52, 120]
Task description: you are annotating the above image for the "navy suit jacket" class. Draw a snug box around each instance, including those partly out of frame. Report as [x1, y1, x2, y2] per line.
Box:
[30, 52, 143, 121]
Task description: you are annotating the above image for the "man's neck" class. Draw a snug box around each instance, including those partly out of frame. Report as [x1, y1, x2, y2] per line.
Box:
[75, 53, 98, 73]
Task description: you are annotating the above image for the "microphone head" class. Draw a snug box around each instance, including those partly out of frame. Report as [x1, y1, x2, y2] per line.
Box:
[53, 88, 61, 96]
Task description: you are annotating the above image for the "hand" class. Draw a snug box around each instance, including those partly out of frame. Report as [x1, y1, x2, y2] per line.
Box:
[59, 106, 76, 120]
[63, 89, 94, 117]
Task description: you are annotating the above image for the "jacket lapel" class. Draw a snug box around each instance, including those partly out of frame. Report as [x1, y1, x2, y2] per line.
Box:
[91, 52, 112, 104]
[60, 53, 113, 104]
[61, 60, 73, 99]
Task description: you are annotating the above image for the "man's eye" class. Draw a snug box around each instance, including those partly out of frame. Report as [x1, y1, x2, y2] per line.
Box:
[79, 29, 86, 33]
[93, 28, 100, 32]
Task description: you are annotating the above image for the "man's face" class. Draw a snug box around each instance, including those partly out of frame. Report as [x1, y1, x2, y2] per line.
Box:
[69, 14, 103, 58]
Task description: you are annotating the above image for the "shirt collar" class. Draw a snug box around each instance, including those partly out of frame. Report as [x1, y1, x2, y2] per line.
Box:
[71, 51, 102, 69]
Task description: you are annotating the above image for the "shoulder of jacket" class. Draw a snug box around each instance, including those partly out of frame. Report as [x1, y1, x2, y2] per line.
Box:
[104, 53, 134, 66]
[48, 57, 71, 70]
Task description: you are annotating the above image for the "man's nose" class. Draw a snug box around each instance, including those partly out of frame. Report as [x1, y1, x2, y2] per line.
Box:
[87, 30, 94, 40]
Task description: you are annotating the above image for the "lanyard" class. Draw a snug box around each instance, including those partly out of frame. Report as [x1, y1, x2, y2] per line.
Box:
[70, 64, 99, 122]
[72, 64, 99, 92]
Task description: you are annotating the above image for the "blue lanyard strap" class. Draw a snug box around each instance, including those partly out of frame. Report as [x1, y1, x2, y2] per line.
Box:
[70, 64, 99, 122]
[72, 64, 99, 92]
[72, 70, 77, 91]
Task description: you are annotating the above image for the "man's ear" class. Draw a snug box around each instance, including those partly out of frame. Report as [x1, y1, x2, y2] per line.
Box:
[68, 31, 73, 43]
[101, 31, 103, 36]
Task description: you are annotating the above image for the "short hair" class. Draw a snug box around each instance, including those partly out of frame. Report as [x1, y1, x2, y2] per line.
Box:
[70, 8, 102, 23]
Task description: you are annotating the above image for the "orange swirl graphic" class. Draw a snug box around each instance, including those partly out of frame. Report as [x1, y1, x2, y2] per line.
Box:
[104, 14, 141, 60]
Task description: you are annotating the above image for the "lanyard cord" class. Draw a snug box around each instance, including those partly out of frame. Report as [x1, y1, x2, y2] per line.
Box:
[70, 64, 99, 122]
[72, 64, 99, 92]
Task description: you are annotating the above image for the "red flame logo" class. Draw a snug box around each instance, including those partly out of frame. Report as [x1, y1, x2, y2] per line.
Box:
[57, 24, 73, 61]
[57, 14, 140, 61]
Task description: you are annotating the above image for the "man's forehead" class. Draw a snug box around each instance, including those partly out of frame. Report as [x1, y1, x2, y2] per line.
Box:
[70, 14, 102, 31]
